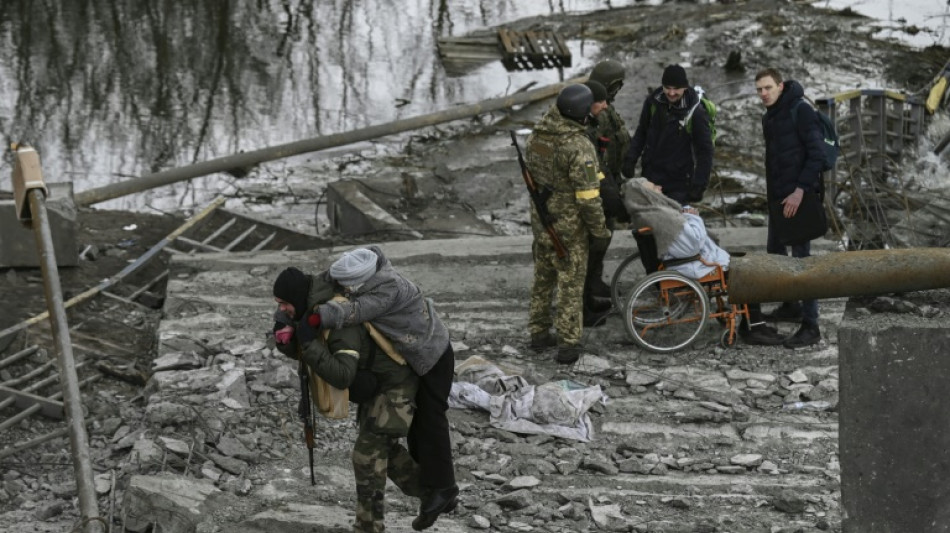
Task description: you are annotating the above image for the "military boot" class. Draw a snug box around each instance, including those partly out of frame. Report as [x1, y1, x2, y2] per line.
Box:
[556, 345, 583, 364]
[529, 331, 557, 351]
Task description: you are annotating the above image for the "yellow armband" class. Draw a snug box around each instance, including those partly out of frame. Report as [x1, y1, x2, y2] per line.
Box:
[576, 188, 601, 200]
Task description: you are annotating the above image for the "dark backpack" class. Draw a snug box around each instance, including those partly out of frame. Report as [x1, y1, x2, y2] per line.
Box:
[791, 99, 840, 172]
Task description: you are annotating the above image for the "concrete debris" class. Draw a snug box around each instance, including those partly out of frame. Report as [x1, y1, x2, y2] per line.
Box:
[121, 475, 222, 533]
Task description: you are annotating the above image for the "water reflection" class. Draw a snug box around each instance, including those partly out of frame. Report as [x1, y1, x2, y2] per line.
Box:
[0, 0, 629, 210]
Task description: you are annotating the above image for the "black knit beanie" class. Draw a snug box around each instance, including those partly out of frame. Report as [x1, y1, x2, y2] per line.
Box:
[661, 64, 689, 89]
[273, 267, 311, 320]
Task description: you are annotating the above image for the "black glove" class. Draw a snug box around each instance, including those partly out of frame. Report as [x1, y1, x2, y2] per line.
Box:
[687, 183, 706, 203]
[296, 313, 318, 346]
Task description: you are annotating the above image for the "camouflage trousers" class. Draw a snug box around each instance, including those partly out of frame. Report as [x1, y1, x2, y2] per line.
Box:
[528, 235, 588, 346]
[353, 430, 424, 533]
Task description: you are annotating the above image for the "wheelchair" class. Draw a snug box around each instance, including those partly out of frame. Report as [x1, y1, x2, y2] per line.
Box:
[609, 227, 750, 353]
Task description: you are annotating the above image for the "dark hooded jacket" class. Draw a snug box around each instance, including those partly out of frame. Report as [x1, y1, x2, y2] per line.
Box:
[761, 79, 825, 200]
[622, 87, 713, 204]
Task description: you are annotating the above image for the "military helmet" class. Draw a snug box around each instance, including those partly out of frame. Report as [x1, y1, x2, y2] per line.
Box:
[556, 84, 594, 122]
[589, 60, 625, 100]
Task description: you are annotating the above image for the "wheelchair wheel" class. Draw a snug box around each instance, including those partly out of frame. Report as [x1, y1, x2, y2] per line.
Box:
[623, 271, 708, 353]
[610, 251, 643, 310]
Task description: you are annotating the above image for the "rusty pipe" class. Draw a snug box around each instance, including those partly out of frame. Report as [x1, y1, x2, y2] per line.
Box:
[728, 249, 950, 304]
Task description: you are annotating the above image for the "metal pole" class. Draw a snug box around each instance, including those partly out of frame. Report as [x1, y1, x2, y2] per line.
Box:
[729, 248, 950, 304]
[73, 77, 585, 207]
[27, 189, 104, 533]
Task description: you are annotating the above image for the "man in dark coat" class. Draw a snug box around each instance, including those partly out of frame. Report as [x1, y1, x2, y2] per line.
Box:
[622, 64, 713, 205]
[755, 67, 826, 348]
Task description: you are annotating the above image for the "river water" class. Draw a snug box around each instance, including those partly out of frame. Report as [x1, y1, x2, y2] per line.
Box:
[0, 0, 944, 211]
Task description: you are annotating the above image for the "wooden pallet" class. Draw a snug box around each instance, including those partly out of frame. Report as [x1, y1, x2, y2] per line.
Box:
[437, 29, 571, 72]
[497, 28, 571, 71]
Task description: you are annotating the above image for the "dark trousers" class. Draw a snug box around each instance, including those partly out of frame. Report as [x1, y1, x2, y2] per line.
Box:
[766, 226, 820, 326]
[407, 343, 456, 490]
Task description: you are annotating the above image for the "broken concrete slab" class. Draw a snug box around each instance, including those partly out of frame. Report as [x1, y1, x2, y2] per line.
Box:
[121, 474, 223, 533]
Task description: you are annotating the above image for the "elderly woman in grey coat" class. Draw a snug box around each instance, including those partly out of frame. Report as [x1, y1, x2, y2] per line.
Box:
[623, 178, 785, 346]
[313, 246, 458, 532]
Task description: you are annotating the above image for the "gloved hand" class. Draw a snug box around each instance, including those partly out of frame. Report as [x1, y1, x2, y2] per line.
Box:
[273, 310, 296, 345]
[296, 313, 320, 345]
[590, 232, 612, 253]
[274, 325, 294, 345]
[307, 313, 321, 328]
[272, 311, 298, 358]
[687, 183, 706, 203]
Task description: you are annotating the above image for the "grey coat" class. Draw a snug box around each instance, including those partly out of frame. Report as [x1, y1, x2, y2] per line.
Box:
[316, 245, 450, 376]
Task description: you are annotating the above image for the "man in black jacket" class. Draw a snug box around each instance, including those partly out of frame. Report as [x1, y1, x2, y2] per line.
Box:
[622, 64, 713, 205]
[755, 67, 826, 348]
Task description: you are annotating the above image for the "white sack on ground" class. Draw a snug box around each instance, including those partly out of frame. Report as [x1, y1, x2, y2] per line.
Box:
[450, 355, 606, 442]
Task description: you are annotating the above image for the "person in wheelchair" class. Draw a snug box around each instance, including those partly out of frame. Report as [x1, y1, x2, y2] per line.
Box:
[623, 178, 785, 345]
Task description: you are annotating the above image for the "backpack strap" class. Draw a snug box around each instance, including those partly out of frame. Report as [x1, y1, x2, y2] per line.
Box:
[681, 86, 705, 129]
[363, 323, 407, 365]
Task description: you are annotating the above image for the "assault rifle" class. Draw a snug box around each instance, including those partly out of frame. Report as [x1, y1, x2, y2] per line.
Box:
[298, 364, 316, 485]
[510, 130, 569, 260]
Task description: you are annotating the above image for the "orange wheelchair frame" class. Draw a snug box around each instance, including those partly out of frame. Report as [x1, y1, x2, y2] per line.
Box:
[610, 227, 750, 353]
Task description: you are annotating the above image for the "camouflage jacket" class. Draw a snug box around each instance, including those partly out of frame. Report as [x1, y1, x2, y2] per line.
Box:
[304, 324, 418, 437]
[590, 105, 631, 180]
[525, 105, 610, 244]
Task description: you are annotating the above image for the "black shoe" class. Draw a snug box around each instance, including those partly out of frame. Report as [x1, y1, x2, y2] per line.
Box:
[590, 278, 611, 299]
[583, 308, 609, 328]
[556, 345, 583, 364]
[739, 324, 785, 346]
[764, 302, 803, 322]
[784, 323, 820, 349]
[529, 332, 557, 351]
[586, 295, 612, 313]
[413, 485, 459, 531]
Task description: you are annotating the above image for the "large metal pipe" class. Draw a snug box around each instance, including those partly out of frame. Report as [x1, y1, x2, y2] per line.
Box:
[74, 77, 585, 207]
[728, 249, 950, 304]
[28, 190, 104, 533]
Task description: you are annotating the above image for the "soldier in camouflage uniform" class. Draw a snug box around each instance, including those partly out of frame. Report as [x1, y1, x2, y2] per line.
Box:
[525, 84, 612, 365]
[585, 60, 632, 302]
[273, 267, 424, 533]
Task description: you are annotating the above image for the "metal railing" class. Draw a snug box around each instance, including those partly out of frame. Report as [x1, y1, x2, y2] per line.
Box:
[816, 89, 927, 250]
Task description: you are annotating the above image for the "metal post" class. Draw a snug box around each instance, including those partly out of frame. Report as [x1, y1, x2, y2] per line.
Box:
[13, 146, 103, 533]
